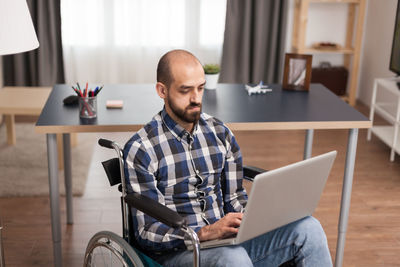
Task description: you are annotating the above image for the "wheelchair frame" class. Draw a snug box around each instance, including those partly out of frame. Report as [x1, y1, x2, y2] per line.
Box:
[84, 139, 200, 267]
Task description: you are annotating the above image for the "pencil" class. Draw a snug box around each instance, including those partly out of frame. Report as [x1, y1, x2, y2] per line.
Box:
[95, 86, 103, 96]
[71, 86, 82, 97]
[73, 88, 82, 97]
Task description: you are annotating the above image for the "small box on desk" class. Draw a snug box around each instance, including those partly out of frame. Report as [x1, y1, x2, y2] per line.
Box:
[311, 63, 348, 96]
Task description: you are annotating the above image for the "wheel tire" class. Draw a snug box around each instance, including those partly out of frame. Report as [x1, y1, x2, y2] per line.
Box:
[84, 231, 144, 267]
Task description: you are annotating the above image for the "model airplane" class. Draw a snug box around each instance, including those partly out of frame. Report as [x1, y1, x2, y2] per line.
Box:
[245, 81, 272, 96]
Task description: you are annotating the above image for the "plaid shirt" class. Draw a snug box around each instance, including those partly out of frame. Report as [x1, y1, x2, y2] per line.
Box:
[123, 108, 247, 254]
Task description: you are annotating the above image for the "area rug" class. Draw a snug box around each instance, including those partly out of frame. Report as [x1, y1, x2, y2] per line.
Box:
[0, 123, 96, 197]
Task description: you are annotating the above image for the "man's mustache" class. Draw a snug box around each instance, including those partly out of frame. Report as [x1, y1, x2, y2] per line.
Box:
[188, 103, 201, 108]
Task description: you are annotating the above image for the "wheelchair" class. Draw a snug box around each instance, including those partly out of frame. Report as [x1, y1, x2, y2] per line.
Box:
[84, 138, 295, 267]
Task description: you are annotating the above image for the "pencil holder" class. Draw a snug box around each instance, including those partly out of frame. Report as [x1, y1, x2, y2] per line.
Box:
[79, 97, 97, 119]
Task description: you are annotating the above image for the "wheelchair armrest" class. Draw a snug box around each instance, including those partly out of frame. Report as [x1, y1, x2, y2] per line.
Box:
[124, 192, 187, 229]
[243, 165, 267, 181]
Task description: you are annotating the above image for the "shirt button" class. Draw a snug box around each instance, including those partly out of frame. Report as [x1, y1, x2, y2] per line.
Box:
[196, 170, 200, 174]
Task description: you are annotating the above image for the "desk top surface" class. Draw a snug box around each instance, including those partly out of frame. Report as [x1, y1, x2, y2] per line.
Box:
[35, 83, 371, 133]
[0, 87, 51, 115]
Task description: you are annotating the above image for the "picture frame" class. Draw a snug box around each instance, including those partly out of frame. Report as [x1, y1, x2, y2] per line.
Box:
[282, 53, 313, 91]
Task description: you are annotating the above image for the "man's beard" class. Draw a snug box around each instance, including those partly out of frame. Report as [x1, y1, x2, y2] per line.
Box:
[167, 97, 202, 124]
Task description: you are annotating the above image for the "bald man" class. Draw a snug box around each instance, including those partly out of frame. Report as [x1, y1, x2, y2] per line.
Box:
[123, 50, 332, 267]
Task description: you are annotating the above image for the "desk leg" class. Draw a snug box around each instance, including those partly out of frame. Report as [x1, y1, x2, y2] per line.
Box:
[46, 134, 62, 267]
[335, 128, 358, 267]
[5, 115, 16, 145]
[304, 129, 314, 159]
[63, 134, 73, 224]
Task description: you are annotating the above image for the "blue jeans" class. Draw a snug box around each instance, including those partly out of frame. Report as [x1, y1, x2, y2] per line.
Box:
[158, 216, 332, 267]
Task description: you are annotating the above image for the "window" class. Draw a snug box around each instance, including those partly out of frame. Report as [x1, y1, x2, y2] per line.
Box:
[61, 0, 226, 83]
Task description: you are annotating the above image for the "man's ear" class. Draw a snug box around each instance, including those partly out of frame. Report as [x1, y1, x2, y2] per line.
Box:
[156, 82, 167, 99]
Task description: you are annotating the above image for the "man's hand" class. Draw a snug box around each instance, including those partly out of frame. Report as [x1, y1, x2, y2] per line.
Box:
[197, 213, 243, 241]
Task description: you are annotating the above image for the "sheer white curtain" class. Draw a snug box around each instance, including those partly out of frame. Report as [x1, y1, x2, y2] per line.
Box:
[61, 0, 226, 84]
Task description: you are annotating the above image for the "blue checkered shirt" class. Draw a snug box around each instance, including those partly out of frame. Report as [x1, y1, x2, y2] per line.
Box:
[123, 108, 248, 254]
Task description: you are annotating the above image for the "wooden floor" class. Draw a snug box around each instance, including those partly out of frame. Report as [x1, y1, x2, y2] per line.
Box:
[1, 103, 400, 266]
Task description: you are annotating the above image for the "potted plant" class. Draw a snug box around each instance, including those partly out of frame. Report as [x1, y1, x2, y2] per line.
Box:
[203, 64, 220, 90]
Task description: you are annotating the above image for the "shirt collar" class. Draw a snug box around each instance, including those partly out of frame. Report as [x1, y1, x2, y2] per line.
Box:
[161, 107, 199, 141]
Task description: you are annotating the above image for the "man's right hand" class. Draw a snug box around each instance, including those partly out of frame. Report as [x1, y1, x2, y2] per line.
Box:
[197, 212, 243, 241]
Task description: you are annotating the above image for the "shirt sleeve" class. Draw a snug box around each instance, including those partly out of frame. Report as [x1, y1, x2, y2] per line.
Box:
[220, 127, 248, 213]
[123, 139, 187, 252]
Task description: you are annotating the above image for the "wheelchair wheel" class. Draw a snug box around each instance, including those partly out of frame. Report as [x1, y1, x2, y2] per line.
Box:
[84, 231, 144, 267]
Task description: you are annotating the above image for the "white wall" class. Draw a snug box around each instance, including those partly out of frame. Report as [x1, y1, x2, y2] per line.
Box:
[358, 0, 398, 106]
[0, 57, 3, 124]
[0, 56, 3, 88]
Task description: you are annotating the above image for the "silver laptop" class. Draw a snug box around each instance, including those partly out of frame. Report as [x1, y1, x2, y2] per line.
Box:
[196, 151, 337, 250]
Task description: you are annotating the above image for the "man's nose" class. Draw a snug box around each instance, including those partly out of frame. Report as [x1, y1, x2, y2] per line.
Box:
[190, 88, 202, 103]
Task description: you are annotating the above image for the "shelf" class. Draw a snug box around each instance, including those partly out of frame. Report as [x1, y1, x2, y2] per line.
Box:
[376, 78, 400, 95]
[369, 77, 400, 161]
[293, 47, 354, 54]
[370, 126, 400, 156]
[292, 0, 366, 106]
[309, 0, 360, 3]
[306, 47, 354, 54]
[374, 103, 399, 124]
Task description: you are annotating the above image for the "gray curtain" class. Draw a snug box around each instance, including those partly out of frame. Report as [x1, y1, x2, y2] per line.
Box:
[220, 0, 288, 84]
[2, 0, 64, 86]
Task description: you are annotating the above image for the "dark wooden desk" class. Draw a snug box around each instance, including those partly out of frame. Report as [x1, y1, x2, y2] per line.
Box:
[36, 83, 370, 267]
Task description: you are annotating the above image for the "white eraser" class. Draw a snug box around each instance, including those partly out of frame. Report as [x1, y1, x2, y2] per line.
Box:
[106, 100, 123, 109]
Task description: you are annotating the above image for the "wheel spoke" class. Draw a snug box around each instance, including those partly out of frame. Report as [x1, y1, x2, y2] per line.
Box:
[84, 231, 143, 267]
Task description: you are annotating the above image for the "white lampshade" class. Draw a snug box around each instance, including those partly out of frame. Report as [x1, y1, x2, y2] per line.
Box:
[0, 0, 39, 56]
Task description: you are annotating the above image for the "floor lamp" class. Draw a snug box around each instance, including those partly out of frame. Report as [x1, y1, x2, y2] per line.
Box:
[0, 1, 39, 265]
